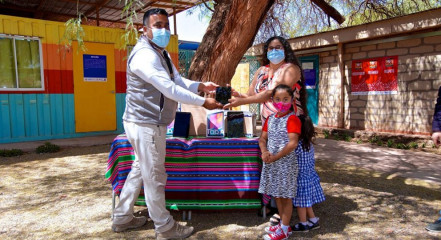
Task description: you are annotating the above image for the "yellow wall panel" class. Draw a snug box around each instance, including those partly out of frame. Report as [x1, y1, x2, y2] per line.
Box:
[3, 19, 18, 35]
[18, 21, 32, 36]
[45, 24, 59, 44]
[0, 19, 3, 33]
[93, 29, 102, 42]
[32, 22, 45, 38]
[105, 31, 112, 43]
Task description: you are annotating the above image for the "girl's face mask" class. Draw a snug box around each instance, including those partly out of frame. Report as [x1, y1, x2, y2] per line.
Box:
[273, 101, 292, 113]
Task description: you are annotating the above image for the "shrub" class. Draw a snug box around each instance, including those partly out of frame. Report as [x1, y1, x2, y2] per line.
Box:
[368, 136, 379, 144]
[342, 133, 352, 142]
[0, 149, 24, 157]
[323, 130, 330, 139]
[356, 139, 363, 144]
[408, 142, 419, 149]
[387, 139, 395, 148]
[395, 143, 410, 150]
[376, 140, 383, 146]
[36, 142, 61, 154]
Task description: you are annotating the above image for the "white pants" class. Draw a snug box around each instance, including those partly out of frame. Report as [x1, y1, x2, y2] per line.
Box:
[113, 121, 175, 233]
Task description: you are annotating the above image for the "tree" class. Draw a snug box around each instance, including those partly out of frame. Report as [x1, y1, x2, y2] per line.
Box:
[187, 0, 345, 86]
[187, 0, 275, 86]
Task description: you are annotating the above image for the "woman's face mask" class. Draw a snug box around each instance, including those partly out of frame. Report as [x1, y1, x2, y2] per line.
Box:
[267, 49, 285, 64]
[149, 28, 171, 48]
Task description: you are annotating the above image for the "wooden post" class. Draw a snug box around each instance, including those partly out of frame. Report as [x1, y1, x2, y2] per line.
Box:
[96, 8, 100, 26]
[338, 42, 345, 128]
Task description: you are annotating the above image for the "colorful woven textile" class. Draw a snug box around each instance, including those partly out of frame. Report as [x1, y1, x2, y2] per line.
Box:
[106, 134, 262, 210]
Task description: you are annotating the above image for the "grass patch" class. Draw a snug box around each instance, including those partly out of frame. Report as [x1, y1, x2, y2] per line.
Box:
[36, 142, 61, 154]
[0, 149, 24, 157]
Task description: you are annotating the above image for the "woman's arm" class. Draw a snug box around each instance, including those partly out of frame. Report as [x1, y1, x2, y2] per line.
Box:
[247, 66, 263, 96]
[273, 63, 301, 87]
[268, 132, 299, 163]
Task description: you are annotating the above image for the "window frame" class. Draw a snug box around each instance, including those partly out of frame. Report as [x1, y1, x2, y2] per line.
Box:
[0, 34, 45, 91]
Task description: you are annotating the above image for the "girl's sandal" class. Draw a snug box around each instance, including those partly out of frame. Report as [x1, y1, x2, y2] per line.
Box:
[269, 213, 280, 226]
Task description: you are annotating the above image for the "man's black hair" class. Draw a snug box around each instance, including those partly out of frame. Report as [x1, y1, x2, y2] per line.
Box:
[143, 8, 168, 26]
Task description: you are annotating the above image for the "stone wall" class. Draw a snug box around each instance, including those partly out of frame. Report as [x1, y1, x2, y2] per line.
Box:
[300, 34, 441, 135]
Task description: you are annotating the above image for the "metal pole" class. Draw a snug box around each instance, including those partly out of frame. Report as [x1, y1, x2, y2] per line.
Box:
[173, 7, 177, 35]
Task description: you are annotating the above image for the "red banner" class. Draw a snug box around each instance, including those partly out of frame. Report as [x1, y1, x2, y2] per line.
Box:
[351, 56, 398, 95]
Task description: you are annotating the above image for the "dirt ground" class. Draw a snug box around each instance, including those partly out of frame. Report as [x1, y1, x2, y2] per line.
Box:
[1, 143, 440, 240]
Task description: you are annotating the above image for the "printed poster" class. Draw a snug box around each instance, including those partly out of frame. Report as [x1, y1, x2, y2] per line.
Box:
[351, 56, 398, 95]
[83, 54, 107, 82]
[302, 62, 316, 89]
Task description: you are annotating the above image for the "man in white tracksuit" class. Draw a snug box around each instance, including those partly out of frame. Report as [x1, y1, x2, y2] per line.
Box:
[111, 8, 222, 240]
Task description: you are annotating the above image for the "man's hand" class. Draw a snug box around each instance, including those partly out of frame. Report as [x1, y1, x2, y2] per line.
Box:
[203, 98, 223, 110]
[432, 132, 441, 147]
[198, 82, 219, 94]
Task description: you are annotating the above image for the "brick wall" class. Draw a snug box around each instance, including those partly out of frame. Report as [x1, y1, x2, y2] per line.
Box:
[302, 34, 441, 135]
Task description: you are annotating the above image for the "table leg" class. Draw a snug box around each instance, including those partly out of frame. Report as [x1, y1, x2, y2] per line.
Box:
[188, 210, 192, 221]
[262, 206, 267, 219]
[182, 210, 186, 221]
[112, 191, 115, 219]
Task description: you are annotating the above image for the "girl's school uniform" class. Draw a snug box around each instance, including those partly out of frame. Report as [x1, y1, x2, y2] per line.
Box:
[258, 112, 301, 199]
[292, 140, 325, 207]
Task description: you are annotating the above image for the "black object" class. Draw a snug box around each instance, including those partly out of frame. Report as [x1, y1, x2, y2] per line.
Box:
[173, 112, 191, 138]
[226, 111, 244, 138]
[215, 86, 232, 105]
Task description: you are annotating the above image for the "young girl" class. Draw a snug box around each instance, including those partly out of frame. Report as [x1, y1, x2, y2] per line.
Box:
[258, 84, 301, 240]
[292, 115, 325, 232]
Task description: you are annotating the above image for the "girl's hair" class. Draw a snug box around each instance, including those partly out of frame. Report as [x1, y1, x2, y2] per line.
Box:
[272, 84, 293, 98]
[262, 36, 308, 116]
[298, 115, 316, 151]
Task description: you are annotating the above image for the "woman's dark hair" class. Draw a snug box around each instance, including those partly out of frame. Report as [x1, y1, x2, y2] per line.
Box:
[143, 8, 169, 26]
[298, 115, 316, 151]
[262, 36, 308, 116]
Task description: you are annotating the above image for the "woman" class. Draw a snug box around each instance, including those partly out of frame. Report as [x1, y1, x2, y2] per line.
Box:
[225, 36, 307, 224]
[226, 36, 307, 119]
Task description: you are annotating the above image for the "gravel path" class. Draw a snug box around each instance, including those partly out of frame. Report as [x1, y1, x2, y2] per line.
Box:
[0, 144, 440, 239]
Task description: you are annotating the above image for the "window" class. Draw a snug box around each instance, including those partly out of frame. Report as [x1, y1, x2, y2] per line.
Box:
[0, 35, 44, 90]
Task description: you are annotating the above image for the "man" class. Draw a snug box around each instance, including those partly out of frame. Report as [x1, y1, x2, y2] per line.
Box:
[426, 86, 441, 233]
[111, 8, 222, 239]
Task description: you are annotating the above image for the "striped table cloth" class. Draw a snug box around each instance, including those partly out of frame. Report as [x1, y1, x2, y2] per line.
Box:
[106, 134, 262, 210]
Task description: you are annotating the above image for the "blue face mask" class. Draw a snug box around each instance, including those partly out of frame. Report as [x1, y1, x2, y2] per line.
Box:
[267, 49, 285, 64]
[149, 28, 171, 48]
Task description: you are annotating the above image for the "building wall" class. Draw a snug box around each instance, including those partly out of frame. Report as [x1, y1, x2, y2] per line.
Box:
[343, 35, 441, 134]
[0, 15, 179, 143]
[296, 33, 441, 135]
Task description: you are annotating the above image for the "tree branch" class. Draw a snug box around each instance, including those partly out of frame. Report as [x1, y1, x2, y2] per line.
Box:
[310, 0, 345, 24]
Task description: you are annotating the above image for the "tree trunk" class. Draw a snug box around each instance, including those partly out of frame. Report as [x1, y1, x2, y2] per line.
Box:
[187, 0, 275, 86]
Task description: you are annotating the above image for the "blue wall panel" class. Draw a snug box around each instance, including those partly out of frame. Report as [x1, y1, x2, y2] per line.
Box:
[23, 94, 39, 137]
[0, 93, 121, 144]
[9, 94, 26, 138]
[116, 93, 126, 132]
[0, 95, 11, 140]
[37, 94, 52, 137]
[63, 94, 75, 134]
[49, 94, 64, 136]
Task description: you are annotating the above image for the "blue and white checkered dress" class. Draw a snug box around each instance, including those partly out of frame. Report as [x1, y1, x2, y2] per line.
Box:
[292, 140, 325, 207]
